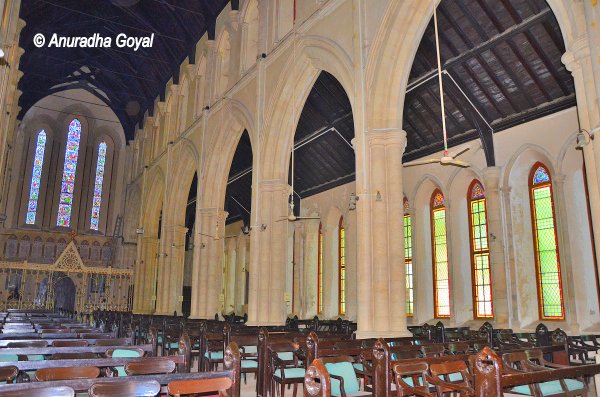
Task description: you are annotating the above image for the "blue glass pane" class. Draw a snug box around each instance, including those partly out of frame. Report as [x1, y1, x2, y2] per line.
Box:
[26, 130, 46, 224]
[90, 142, 107, 230]
[56, 119, 81, 227]
[533, 166, 550, 185]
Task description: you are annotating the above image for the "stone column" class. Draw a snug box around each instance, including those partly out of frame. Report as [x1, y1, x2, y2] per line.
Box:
[355, 130, 410, 338]
[482, 167, 509, 327]
[189, 208, 227, 319]
[155, 225, 187, 315]
[234, 236, 248, 313]
[292, 222, 304, 316]
[133, 236, 159, 314]
[562, 40, 600, 287]
[247, 180, 289, 326]
[302, 219, 320, 318]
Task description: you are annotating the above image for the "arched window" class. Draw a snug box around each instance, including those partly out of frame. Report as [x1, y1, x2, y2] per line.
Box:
[468, 180, 493, 318]
[56, 119, 81, 227]
[431, 189, 450, 318]
[529, 163, 564, 319]
[404, 197, 413, 316]
[317, 222, 323, 314]
[90, 142, 107, 230]
[25, 130, 47, 225]
[338, 217, 346, 315]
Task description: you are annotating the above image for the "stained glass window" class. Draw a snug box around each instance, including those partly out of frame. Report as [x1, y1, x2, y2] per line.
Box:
[530, 163, 564, 319]
[56, 119, 81, 227]
[404, 197, 413, 316]
[468, 180, 493, 318]
[431, 189, 450, 318]
[318, 223, 323, 314]
[339, 217, 346, 315]
[90, 142, 107, 230]
[26, 130, 47, 225]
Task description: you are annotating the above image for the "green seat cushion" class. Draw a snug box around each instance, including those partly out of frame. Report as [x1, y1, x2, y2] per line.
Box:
[242, 346, 258, 354]
[511, 379, 585, 396]
[438, 373, 463, 382]
[277, 352, 294, 361]
[167, 342, 179, 349]
[204, 351, 223, 360]
[325, 362, 360, 397]
[0, 354, 18, 362]
[157, 336, 163, 343]
[111, 349, 142, 377]
[353, 363, 364, 372]
[273, 367, 305, 379]
[241, 360, 258, 369]
[27, 355, 45, 361]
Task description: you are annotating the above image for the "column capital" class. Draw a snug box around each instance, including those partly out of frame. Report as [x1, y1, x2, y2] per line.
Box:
[365, 129, 407, 148]
[561, 36, 590, 72]
[483, 166, 502, 191]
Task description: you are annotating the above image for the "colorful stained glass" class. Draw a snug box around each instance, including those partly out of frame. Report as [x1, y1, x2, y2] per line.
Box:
[432, 191, 445, 208]
[90, 142, 107, 230]
[318, 223, 323, 314]
[530, 164, 564, 319]
[469, 181, 493, 318]
[26, 130, 47, 224]
[533, 166, 550, 185]
[56, 119, 81, 227]
[432, 190, 450, 318]
[403, 196, 410, 213]
[404, 213, 414, 316]
[339, 218, 346, 315]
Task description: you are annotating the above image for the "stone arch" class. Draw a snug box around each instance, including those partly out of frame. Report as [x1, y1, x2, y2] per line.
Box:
[166, 139, 199, 227]
[240, 0, 259, 73]
[503, 143, 557, 189]
[261, 35, 355, 182]
[201, 99, 255, 210]
[366, 0, 584, 130]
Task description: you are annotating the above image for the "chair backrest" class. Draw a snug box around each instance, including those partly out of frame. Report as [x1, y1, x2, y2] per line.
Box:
[50, 352, 97, 360]
[393, 362, 433, 397]
[421, 344, 445, 357]
[502, 351, 529, 370]
[321, 356, 361, 396]
[167, 377, 233, 397]
[89, 380, 161, 397]
[0, 365, 18, 383]
[35, 366, 101, 381]
[0, 386, 75, 397]
[429, 361, 470, 385]
[125, 359, 176, 375]
[52, 340, 88, 347]
[448, 342, 469, 354]
[95, 338, 132, 346]
[6, 340, 47, 348]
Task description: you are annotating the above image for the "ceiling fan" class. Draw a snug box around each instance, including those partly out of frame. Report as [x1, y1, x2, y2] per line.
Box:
[403, 0, 472, 169]
[277, 148, 321, 222]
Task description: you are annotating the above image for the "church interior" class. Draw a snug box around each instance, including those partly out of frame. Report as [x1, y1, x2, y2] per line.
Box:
[1, 0, 600, 396]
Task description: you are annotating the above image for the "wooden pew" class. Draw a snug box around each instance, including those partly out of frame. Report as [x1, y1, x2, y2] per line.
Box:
[0, 341, 242, 397]
[0, 336, 126, 347]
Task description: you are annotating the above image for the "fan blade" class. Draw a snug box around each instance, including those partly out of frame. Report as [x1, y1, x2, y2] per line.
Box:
[296, 216, 321, 220]
[448, 146, 470, 159]
[403, 158, 440, 168]
[447, 159, 470, 167]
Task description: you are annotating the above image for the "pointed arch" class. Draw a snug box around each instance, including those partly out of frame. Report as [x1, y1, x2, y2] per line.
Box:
[25, 129, 47, 225]
[57, 118, 82, 227]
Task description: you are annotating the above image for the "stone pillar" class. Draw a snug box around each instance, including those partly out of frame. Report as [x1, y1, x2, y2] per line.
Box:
[133, 236, 158, 314]
[562, 40, 600, 288]
[302, 219, 320, 318]
[189, 208, 227, 319]
[355, 130, 410, 338]
[234, 236, 248, 313]
[247, 180, 289, 326]
[482, 167, 509, 327]
[292, 222, 304, 316]
[155, 225, 187, 315]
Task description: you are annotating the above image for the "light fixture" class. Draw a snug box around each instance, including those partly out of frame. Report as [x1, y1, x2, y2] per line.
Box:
[241, 225, 251, 235]
[576, 129, 594, 150]
[0, 48, 4, 59]
[135, 227, 144, 235]
[349, 193, 358, 210]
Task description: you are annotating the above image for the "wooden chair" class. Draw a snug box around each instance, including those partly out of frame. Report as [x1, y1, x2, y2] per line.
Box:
[421, 344, 445, 358]
[428, 361, 474, 396]
[95, 338, 132, 346]
[35, 366, 101, 381]
[203, 332, 225, 371]
[447, 342, 470, 355]
[7, 340, 47, 361]
[124, 358, 176, 375]
[167, 377, 233, 397]
[393, 362, 433, 397]
[270, 341, 305, 397]
[52, 340, 89, 347]
[0, 365, 18, 384]
[0, 386, 75, 397]
[105, 347, 145, 377]
[89, 380, 161, 397]
[320, 355, 372, 397]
